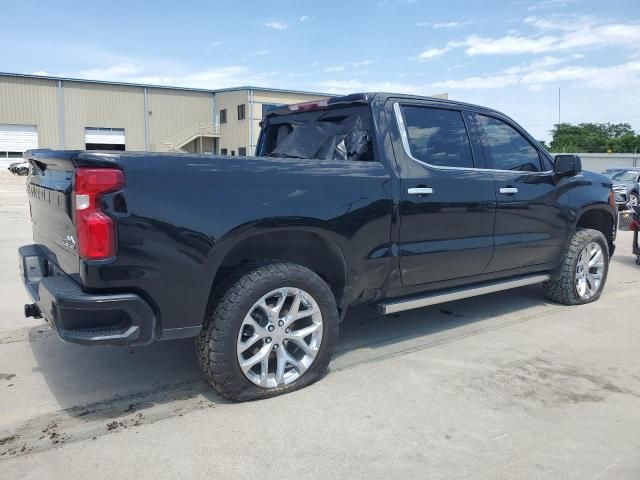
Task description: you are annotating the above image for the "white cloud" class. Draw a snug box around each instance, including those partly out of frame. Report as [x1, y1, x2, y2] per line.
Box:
[263, 21, 287, 30]
[415, 21, 430, 27]
[313, 78, 430, 95]
[55, 63, 271, 90]
[324, 65, 345, 72]
[521, 61, 640, 88]
[526, 0, 577, 12]
[299, 16, 308, 22]
[426, 59, 640, 92]
[249, 49, 269, 56]
[432, 20, 473, 29]
[500, 54, 582, 74]
[211, 41, 223, 47]
[353, 59, 372, 68]
[418, 47, 451, 61]
[462, 19, 640, 55]
[430, 74, 519, 90]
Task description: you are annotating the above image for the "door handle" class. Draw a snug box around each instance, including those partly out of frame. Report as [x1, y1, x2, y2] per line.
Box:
[499, 187, 518, 195]
[408, 187, 434, 195]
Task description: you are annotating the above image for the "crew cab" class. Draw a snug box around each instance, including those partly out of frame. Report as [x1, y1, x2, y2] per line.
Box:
[18, 93, 616, 401]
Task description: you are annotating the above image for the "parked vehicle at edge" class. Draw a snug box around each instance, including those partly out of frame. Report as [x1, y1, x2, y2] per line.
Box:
[18, 93, 617, 401]
[8, 161, 29, 176]
[602, 167, 640, 208]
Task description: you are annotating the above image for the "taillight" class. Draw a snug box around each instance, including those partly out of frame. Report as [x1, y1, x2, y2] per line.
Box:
[74, 168, 124, 260]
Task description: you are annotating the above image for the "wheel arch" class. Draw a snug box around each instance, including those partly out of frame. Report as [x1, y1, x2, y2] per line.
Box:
[210, 228, 349, 317]
[574, 206, 615, 252]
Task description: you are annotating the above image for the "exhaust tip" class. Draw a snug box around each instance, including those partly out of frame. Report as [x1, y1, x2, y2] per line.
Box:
[24, 303, 42, 319]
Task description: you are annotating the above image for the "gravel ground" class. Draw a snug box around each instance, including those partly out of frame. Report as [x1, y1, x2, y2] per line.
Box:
[0, 170, 639, 479]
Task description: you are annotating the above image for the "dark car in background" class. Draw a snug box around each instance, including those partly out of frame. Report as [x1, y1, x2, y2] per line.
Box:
[602, 167, 640, 207]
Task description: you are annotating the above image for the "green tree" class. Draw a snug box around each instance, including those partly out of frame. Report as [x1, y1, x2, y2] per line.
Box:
[549, 122, 640, 153]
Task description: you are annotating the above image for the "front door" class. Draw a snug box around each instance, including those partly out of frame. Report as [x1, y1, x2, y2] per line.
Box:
[470, 112, 568, 272]
[392, 102, 497, 286]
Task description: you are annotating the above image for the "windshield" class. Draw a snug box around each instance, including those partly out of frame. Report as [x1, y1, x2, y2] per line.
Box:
[611, 170, 639, 182]
[259, 106, 375, 162]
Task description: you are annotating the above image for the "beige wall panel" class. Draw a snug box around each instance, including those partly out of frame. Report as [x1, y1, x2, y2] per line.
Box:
[0, 77, 61, 148]
[215, 90, 250, 154]
[147, 89, 213, 145]
[62, 83, 145, 150]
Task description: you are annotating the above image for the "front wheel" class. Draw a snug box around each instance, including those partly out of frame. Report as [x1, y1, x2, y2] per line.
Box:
[629, 192, 639, 207]
[196, 261, 339, 401]
[544, 228, 609, 305]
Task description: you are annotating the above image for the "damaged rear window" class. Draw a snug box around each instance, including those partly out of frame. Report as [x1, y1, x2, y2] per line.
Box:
[259, 106, 375, 162]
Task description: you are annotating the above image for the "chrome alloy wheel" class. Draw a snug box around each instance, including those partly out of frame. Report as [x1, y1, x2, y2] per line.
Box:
[236, 287, 323, 388]
[575, 242, 605, 300]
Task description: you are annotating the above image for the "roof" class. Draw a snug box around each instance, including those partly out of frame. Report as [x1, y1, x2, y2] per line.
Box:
[0, 71, 331, 97]
[265, 92, 501, 119]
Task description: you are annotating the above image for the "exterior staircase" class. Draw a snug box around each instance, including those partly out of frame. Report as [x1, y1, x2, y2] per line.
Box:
[152, 123, 220, 153]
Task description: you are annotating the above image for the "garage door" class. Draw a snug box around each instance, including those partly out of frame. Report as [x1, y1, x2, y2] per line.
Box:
[0, 124, 38, 168]
[85, 128, 125, 151]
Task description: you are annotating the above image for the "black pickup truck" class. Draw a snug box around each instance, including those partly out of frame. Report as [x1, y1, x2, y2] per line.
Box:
[19, 93, 616, 401]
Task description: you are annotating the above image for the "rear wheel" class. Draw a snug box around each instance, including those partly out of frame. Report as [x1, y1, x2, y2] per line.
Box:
[629, 192, 639, 207]
[196, 261, 339, 401]
[544, 228, 609, 305]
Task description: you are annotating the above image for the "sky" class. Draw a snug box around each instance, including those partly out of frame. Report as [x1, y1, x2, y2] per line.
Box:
[1, 0, 639, 141]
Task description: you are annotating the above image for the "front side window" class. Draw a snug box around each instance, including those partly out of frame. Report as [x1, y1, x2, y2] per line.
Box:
[400, 106, 474, 168]
[474, 114, 541, 172]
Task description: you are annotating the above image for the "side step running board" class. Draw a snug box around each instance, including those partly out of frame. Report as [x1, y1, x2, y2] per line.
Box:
[377, 274, 551, 315]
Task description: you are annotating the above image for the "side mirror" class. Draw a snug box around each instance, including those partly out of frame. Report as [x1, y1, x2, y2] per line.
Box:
[554, 154, 582, 177]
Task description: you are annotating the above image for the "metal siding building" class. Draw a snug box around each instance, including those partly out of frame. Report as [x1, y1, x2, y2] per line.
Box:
[0, 72, 332, 164]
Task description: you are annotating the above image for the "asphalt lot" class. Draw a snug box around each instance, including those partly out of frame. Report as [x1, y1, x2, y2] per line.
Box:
[1, 169, 639, 479]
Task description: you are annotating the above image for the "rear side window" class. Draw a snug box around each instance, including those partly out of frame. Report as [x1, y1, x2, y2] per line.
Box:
[400, 106, 474, 169]
[474, 114, 541, 172]
[260, 106, 375, 162]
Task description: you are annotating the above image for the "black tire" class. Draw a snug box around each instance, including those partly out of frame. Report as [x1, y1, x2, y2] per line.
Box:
[544, 228, 609, 305]
[196, 261, 339, 402]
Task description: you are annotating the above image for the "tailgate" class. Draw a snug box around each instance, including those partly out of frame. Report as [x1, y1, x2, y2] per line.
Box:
[26, 151, 79, 275]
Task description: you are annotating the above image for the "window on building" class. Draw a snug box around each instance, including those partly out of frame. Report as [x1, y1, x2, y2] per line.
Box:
[221, 148, 228, 155]
[237, 104, 246, 121]
[231, 150, 236, 156]
[473, 114, 541, 172]
[238, 147, 247, 156]
[400, 106, 474, 168]
[220, 109, 227, 124]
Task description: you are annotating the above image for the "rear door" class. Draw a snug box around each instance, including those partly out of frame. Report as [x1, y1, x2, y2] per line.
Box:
[391, 101, 497, 286]
[469, 112, 567, 272]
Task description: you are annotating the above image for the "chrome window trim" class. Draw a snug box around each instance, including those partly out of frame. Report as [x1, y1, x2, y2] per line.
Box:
[393, 102, 553, 175]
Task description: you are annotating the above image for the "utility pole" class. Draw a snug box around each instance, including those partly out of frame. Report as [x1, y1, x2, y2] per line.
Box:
[558, 87, 561, 125]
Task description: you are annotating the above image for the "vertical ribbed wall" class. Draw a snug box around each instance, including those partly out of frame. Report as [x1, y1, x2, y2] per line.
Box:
[0, 76, 61, 148]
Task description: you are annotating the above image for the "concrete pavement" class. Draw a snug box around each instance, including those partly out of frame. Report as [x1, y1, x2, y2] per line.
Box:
[1, 170, 639, 479]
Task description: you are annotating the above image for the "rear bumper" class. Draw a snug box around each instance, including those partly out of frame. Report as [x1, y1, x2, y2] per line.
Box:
[18, 244, 156, 346]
